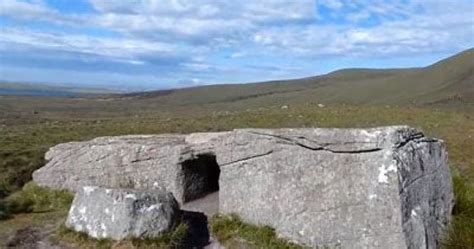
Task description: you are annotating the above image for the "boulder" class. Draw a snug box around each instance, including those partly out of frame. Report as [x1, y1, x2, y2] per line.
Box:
[65, 186, 180, 240]
[34, 126, 454, 248]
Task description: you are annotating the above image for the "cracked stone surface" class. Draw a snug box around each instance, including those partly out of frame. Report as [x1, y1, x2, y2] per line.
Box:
[33, 126, 453, 248]
[65, 186, 180, 240]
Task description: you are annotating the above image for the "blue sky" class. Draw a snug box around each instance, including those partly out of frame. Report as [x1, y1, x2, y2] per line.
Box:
[0, 0, 473, 91]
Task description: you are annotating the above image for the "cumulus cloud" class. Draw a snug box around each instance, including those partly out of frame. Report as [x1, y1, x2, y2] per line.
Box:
[253, 0, 473, 57]
[2, 0, 472, 56]
[86, 0, 316, 45]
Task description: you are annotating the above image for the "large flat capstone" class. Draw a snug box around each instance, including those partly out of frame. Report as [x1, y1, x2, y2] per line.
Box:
[65, 187, 180, 240]
[33, 126, 454, 248]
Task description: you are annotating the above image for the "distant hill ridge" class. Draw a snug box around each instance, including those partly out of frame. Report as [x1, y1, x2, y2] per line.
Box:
[122, 48, 473, 107]
[0, 82, 118, 97]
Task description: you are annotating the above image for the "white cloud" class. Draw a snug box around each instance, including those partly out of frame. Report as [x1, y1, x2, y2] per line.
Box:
[94, 13, 252, 39]
[2, 0, 472, 59]
[0, 27, 178, 59]
[86, 0, 316, 44]
[182, 62, 212, 71]
[230, 52, 246, 58]
[89, 0, 314, 21]
[0, 0, 54, 19]
[251, 0, 473, 57]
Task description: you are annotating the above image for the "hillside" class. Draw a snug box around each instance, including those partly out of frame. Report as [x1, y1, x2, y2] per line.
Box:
[122, 48, 473, 108]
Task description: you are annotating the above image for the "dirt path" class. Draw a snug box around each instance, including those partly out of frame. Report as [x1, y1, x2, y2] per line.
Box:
[182, 191, 219, 217]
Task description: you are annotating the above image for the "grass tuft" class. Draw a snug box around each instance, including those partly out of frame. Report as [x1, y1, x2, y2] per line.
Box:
[129, 223, 188, 249]
[1, 182, 72, 219]
[53, 223, 188, 249]
[54, 225, 112, 249]
[441, 170, 474, 248]
[211, 214, 305, 249]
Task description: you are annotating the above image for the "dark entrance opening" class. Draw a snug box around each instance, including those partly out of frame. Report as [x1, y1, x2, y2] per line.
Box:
[181, 154, 220, 247]
[181, 153, 220, 203]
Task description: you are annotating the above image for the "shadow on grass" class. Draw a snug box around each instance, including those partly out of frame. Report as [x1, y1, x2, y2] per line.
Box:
[181, 210, 211, 248]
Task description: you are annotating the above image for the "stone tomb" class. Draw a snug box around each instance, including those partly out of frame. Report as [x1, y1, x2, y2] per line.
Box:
[33, 126, 453, 248]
